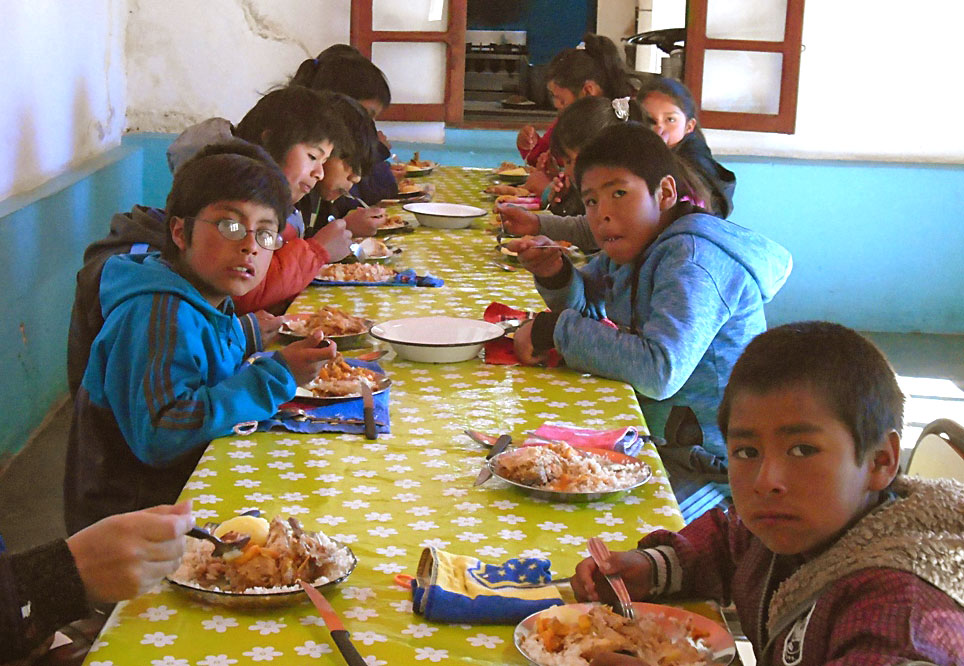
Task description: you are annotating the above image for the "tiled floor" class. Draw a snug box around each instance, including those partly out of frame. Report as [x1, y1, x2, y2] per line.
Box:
[1, 333, 961, 554]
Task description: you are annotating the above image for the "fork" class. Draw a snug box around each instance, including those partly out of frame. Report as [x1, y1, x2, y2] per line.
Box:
[587, 537, 636, 619]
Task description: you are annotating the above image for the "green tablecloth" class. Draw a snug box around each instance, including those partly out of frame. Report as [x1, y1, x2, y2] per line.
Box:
[85, 167, 684, 665]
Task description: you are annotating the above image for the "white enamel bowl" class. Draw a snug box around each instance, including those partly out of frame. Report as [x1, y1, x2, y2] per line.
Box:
[370, 316, 505, 363]
[402, 202, 486, 229]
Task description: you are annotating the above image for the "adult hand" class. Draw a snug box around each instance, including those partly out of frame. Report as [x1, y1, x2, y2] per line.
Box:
[66, 501, 195, 604]
[496, 204, 540, 237]
[344, 207, 385, 237]
[278, 330, 338, 386]
[571, 549, 652, 605]
[517, 125, 538, 154]
[590, 653, 646, 666]
[311, 218, 352, 262]
[253, 310, 282, 347]
[512, 320, 549, 366]
[505, 235, 565, 278]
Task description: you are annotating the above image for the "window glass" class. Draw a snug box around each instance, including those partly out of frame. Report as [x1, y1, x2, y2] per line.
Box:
[372, 41, 447, 104]
[372, 0, 448, 32]
[701, 50, 783, 114]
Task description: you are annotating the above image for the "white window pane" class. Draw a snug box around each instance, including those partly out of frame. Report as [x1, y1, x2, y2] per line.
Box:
[373, 0, 448, 32]
[701, 50, 782, 114]
[372, 42, 446, 104]
[706, 0, 786, 41]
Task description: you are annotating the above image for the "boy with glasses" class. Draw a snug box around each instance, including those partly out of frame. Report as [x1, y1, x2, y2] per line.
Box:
[64, 141, 337, 534]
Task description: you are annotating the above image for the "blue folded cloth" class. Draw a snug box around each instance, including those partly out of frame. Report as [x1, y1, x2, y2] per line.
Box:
[257, 359, 390, 435]
[411, 547, 564, 624]
[312, 268, 443, 287]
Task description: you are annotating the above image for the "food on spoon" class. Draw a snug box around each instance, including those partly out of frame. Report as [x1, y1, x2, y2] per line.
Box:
[316, 263, 396, 282]
[304, 354, 382, 397]
[521, 604, 714, 666]
[173, 516, 353, 593]
[494, 440, 649, 493]
[282, 306, 370, 337]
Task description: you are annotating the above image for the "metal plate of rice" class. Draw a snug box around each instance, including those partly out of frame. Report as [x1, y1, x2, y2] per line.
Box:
[166, 541, 356, 609]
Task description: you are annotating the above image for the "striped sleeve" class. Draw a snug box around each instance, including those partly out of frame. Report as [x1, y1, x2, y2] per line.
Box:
[143, 293, 205, 430]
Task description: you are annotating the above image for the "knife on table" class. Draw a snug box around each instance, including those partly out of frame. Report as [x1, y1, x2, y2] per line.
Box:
[359, 381, 377, 440]
[473, 434, 512, 486]
[299, 580, 367, 666]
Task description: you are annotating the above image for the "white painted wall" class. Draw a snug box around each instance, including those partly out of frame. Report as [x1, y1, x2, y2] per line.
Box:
[1, 0, 126, 203]
[125, 0, 350, 132]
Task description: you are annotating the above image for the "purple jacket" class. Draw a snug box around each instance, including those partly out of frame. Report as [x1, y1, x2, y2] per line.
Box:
[637, 476, 964, 665]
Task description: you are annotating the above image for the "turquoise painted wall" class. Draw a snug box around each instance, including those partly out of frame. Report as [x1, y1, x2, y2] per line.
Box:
[2, 128, 962, 462]
[0, 145, 145, 463]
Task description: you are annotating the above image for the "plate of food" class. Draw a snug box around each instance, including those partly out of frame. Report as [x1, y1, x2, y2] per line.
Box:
[315, 263, 398, 283]
[483, 183, 536, 200]
[491, 161, 530, 184]
[515, 602, 736, 666]
[169, 514, 356, 609]
[280, 307, 374, 349]
[396, 178, 428, 198]
[487, 440, 651, 502]
[375, 214, 417, 235]
[501, 95, 538, 110]
[404, 152, 437, 177]
[295, 354, 391, 402]
[351, 236, 401, 264]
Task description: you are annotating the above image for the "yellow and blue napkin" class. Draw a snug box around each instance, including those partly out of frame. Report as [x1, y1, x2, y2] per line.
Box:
[411, 547, 563, 624]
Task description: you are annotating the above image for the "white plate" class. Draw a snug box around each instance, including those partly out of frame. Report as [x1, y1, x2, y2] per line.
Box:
[402, 202, 486, 230]
[515, 602, 736, 665]
[369, 316, 505, 363]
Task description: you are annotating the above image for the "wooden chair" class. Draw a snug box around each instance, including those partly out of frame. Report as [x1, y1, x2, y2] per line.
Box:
[905, 418, 964, 482]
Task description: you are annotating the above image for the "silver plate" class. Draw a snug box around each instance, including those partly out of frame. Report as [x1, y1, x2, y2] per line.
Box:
[487, 448, 652, 503]
[279, 318, 374, 351]
[295, 373, 392, 404]
[167, 541, 356, 609]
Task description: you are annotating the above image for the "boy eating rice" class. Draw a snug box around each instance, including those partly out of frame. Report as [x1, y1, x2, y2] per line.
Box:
[65, 141, 337, 534]
[572, 322, 964, 665]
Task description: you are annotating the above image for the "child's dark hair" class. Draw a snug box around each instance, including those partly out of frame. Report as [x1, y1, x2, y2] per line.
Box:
[636, 76, 705, 139]
[234, 86, 349, 166]
[324, 93, 379, 177]
[291, 45, 391, 109]
[718, 321, 905, 462]
[573, 122, 710, 207]
[550, 96, 650, 158]
[162, 140, 291, 260]
[547, 33, 643, 99]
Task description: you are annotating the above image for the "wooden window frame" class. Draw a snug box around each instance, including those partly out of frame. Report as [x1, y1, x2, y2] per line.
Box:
[684, 0, 805, 133]
[350, 0, 467, 123]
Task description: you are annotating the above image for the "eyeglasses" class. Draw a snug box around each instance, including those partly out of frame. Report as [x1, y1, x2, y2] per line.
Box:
[191, 217, 284, 251]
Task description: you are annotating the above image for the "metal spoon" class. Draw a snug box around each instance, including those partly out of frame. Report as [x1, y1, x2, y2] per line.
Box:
[491, 260, 517, 272]
[186, 527, 250, 559]
[355, 349, 388, 362]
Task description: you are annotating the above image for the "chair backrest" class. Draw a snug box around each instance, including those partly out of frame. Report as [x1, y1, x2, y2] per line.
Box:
[905, 418, 964, 482]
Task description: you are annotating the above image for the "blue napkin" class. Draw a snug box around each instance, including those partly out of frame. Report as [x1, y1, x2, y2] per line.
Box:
[311, 268, 443, 287]
[410, 547, 564, 624]
[257, 359, 391, 435]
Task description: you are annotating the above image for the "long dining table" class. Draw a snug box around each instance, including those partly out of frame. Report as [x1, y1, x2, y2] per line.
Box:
[83, 166, 686, 665]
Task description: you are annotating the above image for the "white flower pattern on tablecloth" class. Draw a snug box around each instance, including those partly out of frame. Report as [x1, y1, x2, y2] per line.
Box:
[293, 641, 333, 657]
[344, 606, 379, 620]
[414, 647, 449, 661]
[201, 614, 240, 633]
[351, 631, 387, 646]
[197, 655, 238, 666]
[150, 657, 187, 666]
[248, 620, 286, 635]
[467, 633, 505, 648]
[138, 605, 176, 622]
[403, 623, 439, 638]
[140, 632, 177, 647]
[241, 646, 283, 661]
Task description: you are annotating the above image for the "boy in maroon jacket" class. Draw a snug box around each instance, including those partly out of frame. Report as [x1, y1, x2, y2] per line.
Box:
[573, 321, 964, 665]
